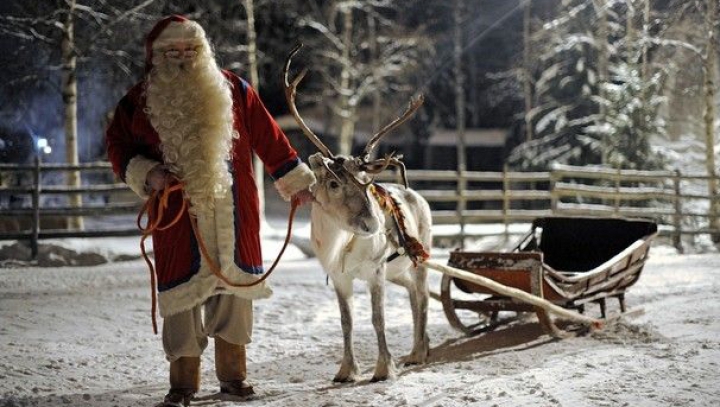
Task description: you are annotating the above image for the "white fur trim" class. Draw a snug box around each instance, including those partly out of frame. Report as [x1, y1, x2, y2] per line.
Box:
[158, 261, 273, 319]
[157, 186, 272, 318]
[152, 21, 203, 49]
[125, 156, 161, 198]
[211, 187, 273, 299]
[274, 162, 316, 202]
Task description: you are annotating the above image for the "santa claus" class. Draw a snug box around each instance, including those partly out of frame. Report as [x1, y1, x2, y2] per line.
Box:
[106, 15, 315, 406]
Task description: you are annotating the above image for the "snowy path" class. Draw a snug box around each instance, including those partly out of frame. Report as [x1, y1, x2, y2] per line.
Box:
[1, 245, 719, 406]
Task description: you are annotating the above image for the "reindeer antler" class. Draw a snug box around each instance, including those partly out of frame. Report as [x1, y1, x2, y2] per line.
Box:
[285, 44, 417, 190]
[361, 154, 410, 188]
[360, 95, 425, 162]
[283, 44, 334, 159]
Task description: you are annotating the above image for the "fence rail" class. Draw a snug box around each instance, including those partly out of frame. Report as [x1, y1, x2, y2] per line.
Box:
[2, 161, 719, 254]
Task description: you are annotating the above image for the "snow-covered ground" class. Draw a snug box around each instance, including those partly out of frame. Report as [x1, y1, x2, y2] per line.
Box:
[1, 232, 719, 407]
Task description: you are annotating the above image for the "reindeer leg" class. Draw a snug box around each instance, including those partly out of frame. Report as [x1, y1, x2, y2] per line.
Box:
[369, 267, 396, 382]
[409, 264, 430, 365]
[390, 268, 429, 366]
[331, 275, 360, 383]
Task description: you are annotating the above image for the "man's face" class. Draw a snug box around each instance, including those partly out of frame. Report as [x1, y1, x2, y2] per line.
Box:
[158, 41, 200, 69]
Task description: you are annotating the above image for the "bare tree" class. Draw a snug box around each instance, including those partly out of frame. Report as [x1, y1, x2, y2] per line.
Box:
[0, 0, 157, 230]
[654, 0, 720, 239]
[297, 0, 428, 155]
[594, 0, 609, 120]
[61, 0, 82, 229]
[240, 0, 269, 226]
[523, 0, 534, 142]
[453, 0, 467, 244]
[702, 0, 720, 238]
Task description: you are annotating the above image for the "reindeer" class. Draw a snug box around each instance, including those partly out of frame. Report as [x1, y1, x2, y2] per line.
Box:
[283, 45, 432, 383]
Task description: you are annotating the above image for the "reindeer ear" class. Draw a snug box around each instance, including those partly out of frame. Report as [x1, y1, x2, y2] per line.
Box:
[308, 153, 326, 172]
[343, 157, 362, 173]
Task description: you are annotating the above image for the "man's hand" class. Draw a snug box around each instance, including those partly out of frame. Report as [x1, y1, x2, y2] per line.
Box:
[146, 165, 171, 191]
[292, 188, 314, 206]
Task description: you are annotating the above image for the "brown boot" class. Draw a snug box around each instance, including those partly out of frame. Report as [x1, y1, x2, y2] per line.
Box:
[160, 357, 200, 407]
[215, 337, 255, 399]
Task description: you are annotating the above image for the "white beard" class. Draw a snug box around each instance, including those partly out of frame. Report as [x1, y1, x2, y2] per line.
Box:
[145, 56, 237, 214]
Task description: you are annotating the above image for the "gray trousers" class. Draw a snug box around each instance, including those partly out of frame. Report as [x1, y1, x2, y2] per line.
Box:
[162, 294, 253, 362]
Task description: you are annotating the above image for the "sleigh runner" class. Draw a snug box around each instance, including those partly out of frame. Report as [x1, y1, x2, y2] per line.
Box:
[439, 216, 658, 337]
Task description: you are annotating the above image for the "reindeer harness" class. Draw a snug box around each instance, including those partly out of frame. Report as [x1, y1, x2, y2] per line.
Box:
[370, 183, 430, 267]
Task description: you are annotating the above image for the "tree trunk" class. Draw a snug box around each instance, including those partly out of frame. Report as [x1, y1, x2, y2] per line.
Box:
[703, 0, 720, 241]
[468, 47, 480, 128]
[62, 0, 83, 230]
[338, 7, 354, 155]
[595, 0, 609, 112]
[523, 0, 533, 142]
[625, 0, 636, 64]
[595, 0, 610, 164]
[243, 0, 266, 226]
[454, 0, 467, 245]
[642, 0, 650, 82]
[368, 8, 381, 138]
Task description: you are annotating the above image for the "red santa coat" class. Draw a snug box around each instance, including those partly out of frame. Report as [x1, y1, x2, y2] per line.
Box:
[106, 71, 314, 317]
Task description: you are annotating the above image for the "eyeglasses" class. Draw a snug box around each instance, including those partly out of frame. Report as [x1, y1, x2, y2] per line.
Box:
[163, 46, 199, 60]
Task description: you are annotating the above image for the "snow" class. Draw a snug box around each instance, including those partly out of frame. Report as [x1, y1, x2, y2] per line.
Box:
[1, 232, 719, 407]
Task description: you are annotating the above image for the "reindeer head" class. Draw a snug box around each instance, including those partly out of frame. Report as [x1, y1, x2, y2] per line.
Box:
[306, 153, 380, 234]
[284, 44, 423, 236]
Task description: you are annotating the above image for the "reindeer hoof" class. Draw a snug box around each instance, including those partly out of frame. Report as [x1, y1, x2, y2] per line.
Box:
[370, 372, 396, 382]
[402, 358, 425, 367]
[332, 375, 357, 383]
[370, 360, 397, 382]
[403, 351, 429, 366]
[333, 365, 360, 383]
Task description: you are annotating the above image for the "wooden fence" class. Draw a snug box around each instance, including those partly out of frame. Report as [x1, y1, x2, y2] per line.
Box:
[2, 161, 719, 255]
[375, 163, 719, 253]
[0, 161, 141, 256]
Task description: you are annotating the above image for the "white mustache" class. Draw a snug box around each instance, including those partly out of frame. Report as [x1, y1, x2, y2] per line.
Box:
[153, 60, 199, 82]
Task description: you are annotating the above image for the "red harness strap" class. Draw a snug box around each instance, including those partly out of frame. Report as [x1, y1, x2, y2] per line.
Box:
[370, 183, 430, 267]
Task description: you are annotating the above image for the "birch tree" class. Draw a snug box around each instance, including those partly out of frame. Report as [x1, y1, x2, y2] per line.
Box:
[632, 0, 720, 230]
[701, 0, 720, 238]
[61, 0, 82, 229]
[297, 0, 428, 155]
[0, 1, 83, 228]
[0, 0, 156, 230]
[523, 0, 534, 142]
[454, 0, 467, 242]
[240, 0, 268, 226]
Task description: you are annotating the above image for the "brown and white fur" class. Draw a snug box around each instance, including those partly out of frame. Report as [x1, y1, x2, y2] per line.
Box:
[308, 154, 432, 382]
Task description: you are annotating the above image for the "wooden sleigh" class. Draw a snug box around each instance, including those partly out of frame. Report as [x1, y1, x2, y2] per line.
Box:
[440, 216, 658, 338]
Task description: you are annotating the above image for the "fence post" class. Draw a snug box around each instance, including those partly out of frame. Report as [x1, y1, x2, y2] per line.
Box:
[456, 169, 467, 248]
[614, 167, 621, 215]
[31, 155, 40, 259]
[503, 165, 509, 240]
[550, 168, 558, 214]
[673, 169, 683, 254]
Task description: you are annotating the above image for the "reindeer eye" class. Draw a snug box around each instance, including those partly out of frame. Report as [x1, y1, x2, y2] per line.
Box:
[328, 180, 340, 190]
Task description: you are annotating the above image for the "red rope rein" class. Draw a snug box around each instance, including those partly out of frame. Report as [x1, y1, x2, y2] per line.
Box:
[137, 183, 300, 334]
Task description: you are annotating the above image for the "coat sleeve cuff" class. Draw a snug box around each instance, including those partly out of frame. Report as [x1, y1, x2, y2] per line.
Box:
[125, 155, 161, 198]
[274, 162, 316, 202]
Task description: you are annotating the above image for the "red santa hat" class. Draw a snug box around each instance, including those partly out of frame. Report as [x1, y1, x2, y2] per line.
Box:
[145, 15, 204, 73]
